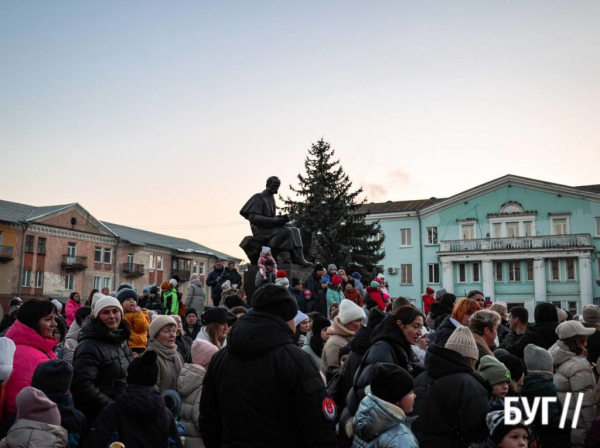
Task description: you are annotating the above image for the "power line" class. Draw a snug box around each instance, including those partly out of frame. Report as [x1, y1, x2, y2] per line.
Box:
[136, 222, 246, 230]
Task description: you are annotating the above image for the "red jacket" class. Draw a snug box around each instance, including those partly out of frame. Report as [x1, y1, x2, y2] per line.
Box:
[422, 294, 435, 315]
[366, 287, 386, 311]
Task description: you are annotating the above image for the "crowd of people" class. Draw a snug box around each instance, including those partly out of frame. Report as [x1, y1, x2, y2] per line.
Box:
[0, 259, 600, 447]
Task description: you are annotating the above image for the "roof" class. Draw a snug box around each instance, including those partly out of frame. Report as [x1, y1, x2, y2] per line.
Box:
[575, 184, 600, 193]
[0, 199, 36, 223]
[26, 203, 76, 221]
[359, 198, 445, 214]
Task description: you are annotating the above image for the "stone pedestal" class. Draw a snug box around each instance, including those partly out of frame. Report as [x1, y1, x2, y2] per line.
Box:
[243, 263, 314, 302]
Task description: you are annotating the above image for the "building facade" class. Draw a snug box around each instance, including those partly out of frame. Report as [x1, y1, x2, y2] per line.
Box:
[364, 175, 600, 317]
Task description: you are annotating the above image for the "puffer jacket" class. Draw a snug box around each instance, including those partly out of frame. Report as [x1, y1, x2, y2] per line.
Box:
[549, 341, 598, 447]
[176, 363, 205, 448]
[301, 332, 321, 368]
[428, 315, 459, 346]
[365, 287, 385, 311]
[427, 301, 452, 330]
[206, 266, 224, 304]
[320, 317, 355, 375]
[64, 320, 81, 350]
[344, 288, 363, 307]
[124, 310, 150, 350]
[45, 392, 86, 448]
[64, 299, 82, 327]
[0, 419, 67, 448]
[71, 316, 134, 425]
[507, 303, 559, 358]
[351, 389, 418, 448]
[326, 287, 344, 317]
[2, 320, 57, 416]
[220, 267, 242, 289]
[186, 279, 206, 314]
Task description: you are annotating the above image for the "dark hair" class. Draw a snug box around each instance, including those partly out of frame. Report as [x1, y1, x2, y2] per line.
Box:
[393, 305, 424, 325]
[17, 299, 57, 335]
[385, 302, 393, 312]
[467, 290, 484, 298]
[307, 311, 322, 320]
[509, 306, 528, 324]
[392, 297, 410, 312]
[87, 289, 98, 304]
[563, 335, 587, 356]
[69, 292, 80, 301]
[54, 316, 67, 342]
[440, 293, 457, 308]
[75, 306, 92, 326]
[331, 309, 339, 319]
[231, 306, 247, 315]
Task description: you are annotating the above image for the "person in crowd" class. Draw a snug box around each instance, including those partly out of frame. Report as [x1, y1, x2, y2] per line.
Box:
[255, 259, 277, 287]
[294, 311, 309, 347]
[351, 272, 366, 299]
[119, 288, 150, 355]
[490, 303, 510, 344]
[220, 260, 242, 289]
[64, 292, 82, 328]
[343, 279, 363, 307]
[304, 264, 326, 301]
[235, 289, 248, 307]
[391, 297, 410, 313]
[51, 300, 64, 318]
[177, 339, 218, 448]
[288, 278, 305, 311]
[31, 360, 86, 448]
[467, 289, 486, 308]
[301, 314, 331, 369]
[430, 297, 480, 346]
[86, 290, 98, 307]
[0, 337, 16, 425]
[337, 269, 349, 288]
[374, 276, 390, 301]
[85, 350, 182, 448]
[327, 264, 337, 278]
[581, 305, 600, 367]
[223, 294, 244, 311]
[71, 296, 133, 426]
[163, 279, 180, 316]
[500, 306, 529, 349]
[317, 276, 330, 316]
[183, 309, 202, 340]
[549, 320, 597, 447]
[480, 410, 529, 448]
[422, 287, 435, 315]
[100, 286, 110, 296]
[138, 287, 150, 309]
[231, 307, 247, 318]
[470, 309, 501, 363]
[274, 270, 289, 288]
[1, 299, 58, 424]
[206, 261, 225, 307]
[64, 307, 91, 353]
[257, 247, 277, 280]
[326, 275, 344, 317]
[162, 389, 185, 442]
[199, 284, 336, 447]
[434, 289, 446, 301]
[171, 315, 193, 360]
[196, 308, 235, 349]
[413, 326, 429, 369]
[0, 387, 67, 448]
[425, 292, 455, 330]
[557, 308, 568, 323]
[146, 316, 185, 392]
[52, 316, 73, 364]
[146, 286, 164, 314]
[89, 292, 107, 313]
[365, 281, 386, 311]
[321, 300, 364, 377]
[506, 302, 559, 358]
[0, 298, 22, 336]
[186, 274, 206, 315]
[351, 363, 419, 448]
[479, 356, 511, 407]
[412, 326, 491, 447]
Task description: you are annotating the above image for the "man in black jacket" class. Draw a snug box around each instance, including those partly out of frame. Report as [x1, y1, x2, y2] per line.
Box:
[506, 303, 558, 358]
[199, 284, 336, 448]
[206, 261, 225, 306]
[303, 264, 325, 300]
[220, 260, 242, 288]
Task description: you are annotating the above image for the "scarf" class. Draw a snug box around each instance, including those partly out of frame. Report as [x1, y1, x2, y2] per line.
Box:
[472, 333, 495, 358]
[148, 339, 184, 387]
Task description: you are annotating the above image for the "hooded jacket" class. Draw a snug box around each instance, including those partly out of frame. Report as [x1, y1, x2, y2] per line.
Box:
[412, 343, 491, 448]
[0, 419, 67, 448]
[428, 301, 453, 330]
[428, 315, 459, 346]
[123, 310, 150, 350]
[186, 279, 206, 315]
[64, 299, 82, 328]
[198, 310, 336, 448]
[320, 317, 355, 375]
[176, 363, 206, 448]
[45, 392, 86, 448]
[365, 287, 385, 311]
[506, 303, 559, 358]
[338, 326, 373, 414]
[343, 288, 363, 307]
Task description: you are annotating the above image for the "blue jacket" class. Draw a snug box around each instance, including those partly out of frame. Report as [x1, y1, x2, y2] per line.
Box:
[46, 392, 86, 448]
[288, 286, 307, 313]
[352, 390, 419, 448]
[206, 267, 224, 297]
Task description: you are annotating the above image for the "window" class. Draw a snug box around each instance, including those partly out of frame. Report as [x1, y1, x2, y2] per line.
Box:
[149, 254, 156, 270]
[472, 262, 480, 282]
[199, 261, 205, 275]
[22, 269, 31, 287]
[35, 271, 44, 288]
[428, 263, 440, 284]
[127, 253, 134, 264]
[596, 217, 600, 237]
[400, 229, 411, 246]
[568, 301, 578, 315]
[93, 276, 102, 290]
[94, 247, 102, 263]
[457, 263, 467, 283]
[67, 242, 77, 257]
[492, 223, 502, 238]
[508, 261, 521, 282]
[103, 248, 112, 264]
[526, 260, 534, 281]
[25, 236, 34, 253]
[550, 259, 560, 281]
[506, 222, 519, 238]
[523, 222, 533, 237]
[192, 261, 199, 274]
[0, 231, 3, 245]
[401, 264, 412, 284]
[495, 262, 503, 282]
[461, 223, 475, 240]
[552, 218, 568, 235]
[102, 277, 112, 290]
[37, 238, 46, 255]
[427, 227, 438, 245]
[566, 258, 576, 281]
[156, 255, 163, 270]
[65, 274, 74, 290]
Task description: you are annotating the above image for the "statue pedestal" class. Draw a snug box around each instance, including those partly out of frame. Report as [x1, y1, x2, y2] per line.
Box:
[243, 263, 314, 302]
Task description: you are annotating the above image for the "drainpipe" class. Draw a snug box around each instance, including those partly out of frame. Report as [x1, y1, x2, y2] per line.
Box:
[113, 238, 121, 291]
[17, 222, 29, 297]
[416, 210, 424, 295]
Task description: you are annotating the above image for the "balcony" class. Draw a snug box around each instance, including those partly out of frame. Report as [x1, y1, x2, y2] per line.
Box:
[61, 255, 88, 270]
[122, 263, 144, 277]
[0, 245, 14, 262]
[171, 269, 191, 282]
[439, 234, 592, 254]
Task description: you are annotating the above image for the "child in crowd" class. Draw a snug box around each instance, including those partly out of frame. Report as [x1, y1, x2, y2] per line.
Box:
[481, 409, 529, 448]
[275, 270, 289, 288]
[146, 286, 164, 314]
[258, 246, 277, 279]
[480, 356, 512, 407]
[163, 390, 185, 443]
[118, 288, 150, 355]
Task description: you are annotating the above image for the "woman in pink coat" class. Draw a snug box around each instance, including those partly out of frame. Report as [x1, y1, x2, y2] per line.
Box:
[64, 291, 82, 327]
[1, 299, 58, 422]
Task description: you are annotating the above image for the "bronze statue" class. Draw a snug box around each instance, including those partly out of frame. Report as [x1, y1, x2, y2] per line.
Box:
[240, 176, 312, 266]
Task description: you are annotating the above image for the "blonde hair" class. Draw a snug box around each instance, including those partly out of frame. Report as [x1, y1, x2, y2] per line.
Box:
[469, 310, 501, 336]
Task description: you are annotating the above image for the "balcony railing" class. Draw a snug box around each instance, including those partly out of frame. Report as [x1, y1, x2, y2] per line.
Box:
[0, 245, 14, 262]
[172, 269, 191, 282]
[439, 234, 592, 253]
[122, 263, 144, 277]
[61, 255, 88, 270]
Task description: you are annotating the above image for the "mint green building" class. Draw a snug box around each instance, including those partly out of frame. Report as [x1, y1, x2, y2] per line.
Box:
[364, 175, 600, 317]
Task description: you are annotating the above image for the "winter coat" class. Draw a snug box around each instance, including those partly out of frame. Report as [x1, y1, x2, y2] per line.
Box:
[220, 267, 242, 289]
[176, 363, 205, 448]
[206, 266, 224, 303]
[64, 320, 81, 351]
[428, 315, 459, 346]
[186, 280, 206, 315]
[339, 327, 374, 414]
[354, 279, 366, 300]
[472, 333, 495, 363]
[301, 332, 322, 368]
[0, 419, 67, 448]
[365, 287, 385, 311]
[198, 310, 337, 448]
[521, 371, 571, 448]
[506, 321, 559, 358]
[46, 392, 86, 448]
[146, 294, 164, 314]
[497, 320, 510, 343]
[255, 269, 276, 287]
[326, 287, 344, 317]
[184, 322, 202, 341]
[288, 286, 307, 312]
[146, 341, 185, 392]
[275, 277, 289, 288]
[585, 416, 600, 448]
[0, 315, 16, 336]
[549, 341, 598, 447]
[124, 310, 150, 350]
[351, 389, 419, 448]
[499, 329, 526, 349]
[320, 317, 355, 375]
[65, 299, 82, 327]
[71, 317, 134, 425]
[163, 289, 179, 316]
[583, 323, 600, 366]
[84, 384, 182, 448]
[344, 288, 364, 307]
[422, 294, 435, 315]
[176, 334, 193, 361]
[2, 320, 57, 416]
[316, 288, 328, 316]
[427, 301, 453, 331]
[412, 343, 491, 448]
[303, 270, 323, 300]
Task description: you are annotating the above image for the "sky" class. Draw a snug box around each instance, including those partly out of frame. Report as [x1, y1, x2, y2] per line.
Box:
[1, 1, 599, 261]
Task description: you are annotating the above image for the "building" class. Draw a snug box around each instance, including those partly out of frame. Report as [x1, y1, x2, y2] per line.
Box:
[363, 175, 600, 317]
[0, 199, 240, 310]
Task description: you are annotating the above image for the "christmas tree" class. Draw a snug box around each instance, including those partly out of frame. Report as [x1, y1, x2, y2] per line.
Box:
[280, 138, 385, 276]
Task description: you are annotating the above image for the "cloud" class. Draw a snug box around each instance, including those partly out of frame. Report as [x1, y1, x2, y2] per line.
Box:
[360, 169, 411, 202]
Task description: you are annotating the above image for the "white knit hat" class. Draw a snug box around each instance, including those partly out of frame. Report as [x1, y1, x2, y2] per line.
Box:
[261, 246, 271, 254]
[51, 299, 63, 311]
[149, 315, 177, 340]
[295, 311, 309, 328]
[91, 292, 107, 311]
[169, 278, 178, 287]
[0, 337, 16, 382]
[446, 326, 479, 361]
[338, 299, 366, 325]
[93, 296, 123, 318]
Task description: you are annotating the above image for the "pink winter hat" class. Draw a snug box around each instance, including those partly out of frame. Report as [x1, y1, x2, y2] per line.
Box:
[191, 339, 219, 369]
[16, 387, 61, 426]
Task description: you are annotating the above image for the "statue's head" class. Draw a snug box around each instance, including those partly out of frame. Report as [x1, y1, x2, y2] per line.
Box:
[266, 176, 281, 194]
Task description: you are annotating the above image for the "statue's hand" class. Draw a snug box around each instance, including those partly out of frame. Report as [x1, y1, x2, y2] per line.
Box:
[276, 215, 290, 225]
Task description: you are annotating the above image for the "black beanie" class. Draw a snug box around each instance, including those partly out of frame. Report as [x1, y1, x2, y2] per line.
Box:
[365, 297, 379, 310]
[311, 314, 331, 338]
[127, 350, 159, 387]
[251, 284, 298, 322]
[497, 354, 525, 382]
[150, 286, 159, 295]
[367, 308, 386, 330]
[314, 263, 325, 272]
[370, 363, 414, 404]
[32, 360, 73, 394]
[291, 278, 301, 287]
[117, 283, 131, 292]
[117, 288, 138, 304]
[224, 295, 244, 309]
[185, 308, 198, 317]
[338, 344, 352, 363]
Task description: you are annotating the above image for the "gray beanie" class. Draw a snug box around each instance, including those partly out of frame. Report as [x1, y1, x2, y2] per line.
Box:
[524, 344, 553, 373]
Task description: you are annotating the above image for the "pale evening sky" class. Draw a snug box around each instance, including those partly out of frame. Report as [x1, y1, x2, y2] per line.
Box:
[1, 1, 599, 261]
